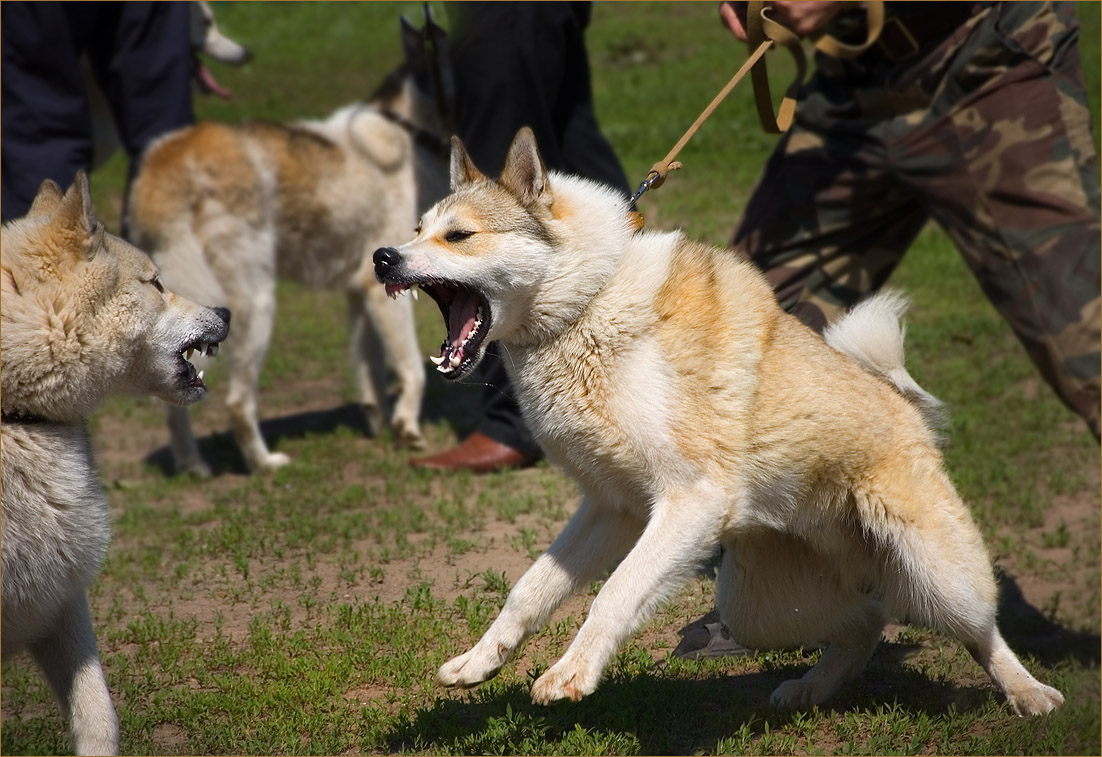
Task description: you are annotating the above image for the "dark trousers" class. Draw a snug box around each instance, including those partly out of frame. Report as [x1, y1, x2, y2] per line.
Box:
[447, 2, 631, 457]
[1, 1, 194, 223]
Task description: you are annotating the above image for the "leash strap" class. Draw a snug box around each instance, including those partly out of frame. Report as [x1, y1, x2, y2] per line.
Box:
[631, 38, 773, 202]
[632, 0, 885, 203]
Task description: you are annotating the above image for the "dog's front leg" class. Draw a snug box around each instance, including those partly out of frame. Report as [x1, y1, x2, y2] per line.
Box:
[437, 496, 643, 689]
[30, 592, 119, 756]
[530, 494, 722, 704]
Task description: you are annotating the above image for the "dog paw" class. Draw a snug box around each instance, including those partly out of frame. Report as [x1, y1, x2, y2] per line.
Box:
[436, 646, 504, 689]
[1007, 683, 1064, 716]
[393, 421, 426, 451]
[256, 452, 291, 472]
[530, 662, 596, 705]
[770, 679, 826, 710]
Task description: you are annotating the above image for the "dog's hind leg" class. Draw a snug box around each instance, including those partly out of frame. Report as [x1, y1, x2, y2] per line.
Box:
[360, 282, 426, 449]
[964, 627, 1065, 716]
[871, 465, 1063, 716]
[30, 593, 119, 756]
[717, 531, 887, 709]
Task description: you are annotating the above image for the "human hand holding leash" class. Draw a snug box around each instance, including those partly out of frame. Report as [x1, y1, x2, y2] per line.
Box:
[719, 1, 846, 41]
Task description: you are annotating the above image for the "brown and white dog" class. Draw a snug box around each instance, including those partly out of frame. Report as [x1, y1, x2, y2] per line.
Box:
[373, 128, 1064, 716]
[1, 174, 229, 754]
[126, 20, 449, 475]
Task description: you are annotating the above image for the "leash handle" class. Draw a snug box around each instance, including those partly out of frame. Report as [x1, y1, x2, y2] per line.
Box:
[746, 1, 805, 134]
[748, 0, 885, 133]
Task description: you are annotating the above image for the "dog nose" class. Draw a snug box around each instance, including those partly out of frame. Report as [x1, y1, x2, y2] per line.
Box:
[373, 247, 401, 276]
[213, 306, 231, 325]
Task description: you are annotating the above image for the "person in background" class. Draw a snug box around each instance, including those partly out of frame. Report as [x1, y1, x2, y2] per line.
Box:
[724, 0, 1100, 441]
[2, 2, 194, 224]
[410, 2, 632, 473]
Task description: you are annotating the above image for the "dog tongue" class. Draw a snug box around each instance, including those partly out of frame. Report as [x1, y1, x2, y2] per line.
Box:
[449, 288, 480, 346]
[194, 55, 232, 99]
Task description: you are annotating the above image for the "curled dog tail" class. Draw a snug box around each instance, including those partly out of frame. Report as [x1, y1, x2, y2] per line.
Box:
[823, 291, 947, 436]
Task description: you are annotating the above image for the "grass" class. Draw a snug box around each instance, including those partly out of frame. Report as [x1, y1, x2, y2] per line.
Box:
[3, 3, 1100, 755]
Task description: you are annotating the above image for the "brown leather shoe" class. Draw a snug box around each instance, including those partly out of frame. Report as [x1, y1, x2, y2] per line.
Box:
[409, 432, 535, 474]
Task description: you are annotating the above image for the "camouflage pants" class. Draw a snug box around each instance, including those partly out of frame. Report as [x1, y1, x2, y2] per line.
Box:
[733, 2, 1101, 440]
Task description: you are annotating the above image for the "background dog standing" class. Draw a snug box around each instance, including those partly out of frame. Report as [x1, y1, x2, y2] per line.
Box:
[126, 19, 449, 475]
[1, 173, 229, 754]
[375, 128, 1064, 716]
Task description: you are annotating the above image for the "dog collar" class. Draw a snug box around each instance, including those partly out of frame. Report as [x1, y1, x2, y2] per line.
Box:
[1, 409, 51, 425]
[377, 108, 451, 160]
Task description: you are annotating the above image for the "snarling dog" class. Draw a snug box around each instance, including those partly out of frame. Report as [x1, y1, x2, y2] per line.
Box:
[126, 19, 449, 474]
[374, 128, 1063, 716]
[1, 173, 229, 754]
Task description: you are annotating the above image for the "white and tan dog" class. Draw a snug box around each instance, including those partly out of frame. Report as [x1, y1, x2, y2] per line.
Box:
[126, 20, 448, 474]
[1, 173, 229, 755]
[374, 128, 1063, 716]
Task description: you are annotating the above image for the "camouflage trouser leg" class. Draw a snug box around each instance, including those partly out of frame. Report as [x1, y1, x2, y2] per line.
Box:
[733, 2, 1101, 440]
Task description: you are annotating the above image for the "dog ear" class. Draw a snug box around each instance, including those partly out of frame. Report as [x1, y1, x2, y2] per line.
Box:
[27, 179, 64, 217]
[56, 171, 99, 259]
[450, 136, 484, 191]
[499, 127, 549, 208]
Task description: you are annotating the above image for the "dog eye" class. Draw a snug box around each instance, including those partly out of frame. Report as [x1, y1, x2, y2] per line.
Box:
[150, 276, 164, 293]
[445, 230, 474, 243]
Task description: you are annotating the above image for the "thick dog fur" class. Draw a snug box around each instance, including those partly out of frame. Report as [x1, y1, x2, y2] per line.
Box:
[126, 23, 448, 474]
[1, 174, 230, 754]
[374, 128, 1064, 716]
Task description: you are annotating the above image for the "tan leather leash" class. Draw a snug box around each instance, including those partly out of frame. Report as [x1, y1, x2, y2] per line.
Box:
[630, 1, 884, 205]
[629, 36, 774, 203]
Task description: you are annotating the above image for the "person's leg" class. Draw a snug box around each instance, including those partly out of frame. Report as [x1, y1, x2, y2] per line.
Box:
[417, 2, 627, 471]
[911, 2, 1100, 440]
[1, 2, 94, 222]
[732, 121, 928, 333]
[86, 1, 193, 171]
[85, 1, 193, 238]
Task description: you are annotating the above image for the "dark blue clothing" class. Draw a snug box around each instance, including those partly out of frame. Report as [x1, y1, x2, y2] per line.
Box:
[2, 1, 194, 222]
[448, 2, 630, 457]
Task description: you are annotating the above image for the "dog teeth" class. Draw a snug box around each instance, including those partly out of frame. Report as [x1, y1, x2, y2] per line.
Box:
[208, 344, 219, 357]
[449, 354, 462, 368]
[429, 354, 444, 366]
[197, 370, 204, 382]
[411, 288, 419, 300]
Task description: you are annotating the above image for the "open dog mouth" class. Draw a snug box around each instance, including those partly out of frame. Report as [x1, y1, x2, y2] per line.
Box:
[386, 281, 490, 380]
[177, 339, 221, 389]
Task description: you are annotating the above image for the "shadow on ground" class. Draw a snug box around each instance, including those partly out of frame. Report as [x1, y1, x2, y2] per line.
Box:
[386, 656, 993, 756]
[143, 402, 377, 476]
[996, 572, 1101, 667]
[142, 368, 487, 476]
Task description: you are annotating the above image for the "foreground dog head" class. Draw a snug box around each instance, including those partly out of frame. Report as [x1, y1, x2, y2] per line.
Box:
[374, 127, 631, 380]
[1, 173, 230, 422]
